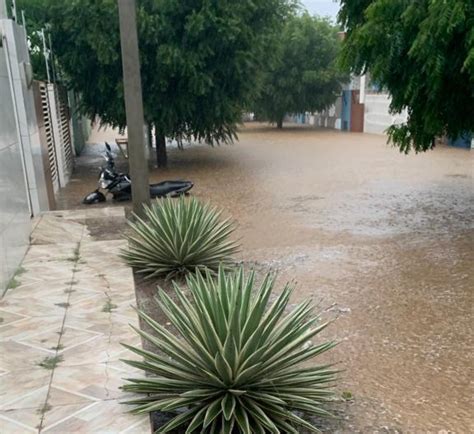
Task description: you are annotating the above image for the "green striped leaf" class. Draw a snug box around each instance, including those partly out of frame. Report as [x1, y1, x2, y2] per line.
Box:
[122, 266, 337, 433]
[121, 197, 240, 279]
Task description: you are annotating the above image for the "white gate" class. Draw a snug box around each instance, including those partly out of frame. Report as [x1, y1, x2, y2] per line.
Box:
[34, 81, 75, 192]
[38, 81, 60, 192]
[56, 86, 75, 174]
[46, 83, 74, 187]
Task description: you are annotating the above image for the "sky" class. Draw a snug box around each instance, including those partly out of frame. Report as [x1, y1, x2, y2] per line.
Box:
[301, 0, 340, 21]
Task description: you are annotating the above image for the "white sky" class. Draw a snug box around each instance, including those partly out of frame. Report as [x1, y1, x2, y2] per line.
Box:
[301, 0, 340, 21]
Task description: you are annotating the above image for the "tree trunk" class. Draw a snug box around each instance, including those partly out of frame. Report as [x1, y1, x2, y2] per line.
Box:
[155, 130, 167, 168]
[277, 118, 283, 129]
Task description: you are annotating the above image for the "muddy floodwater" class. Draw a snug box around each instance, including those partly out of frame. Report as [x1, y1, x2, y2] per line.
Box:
[59, 123, 473, 432]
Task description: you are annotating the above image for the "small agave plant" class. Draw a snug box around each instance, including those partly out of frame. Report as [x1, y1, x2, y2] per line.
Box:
[121, 197, 239, 279]
[122, 267, 337, 433]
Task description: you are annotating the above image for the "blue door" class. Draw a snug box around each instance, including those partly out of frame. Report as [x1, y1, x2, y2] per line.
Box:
[448, 132, 472, 149]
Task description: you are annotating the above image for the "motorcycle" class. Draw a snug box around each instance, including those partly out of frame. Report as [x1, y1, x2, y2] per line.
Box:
[83, 143, 193, 204]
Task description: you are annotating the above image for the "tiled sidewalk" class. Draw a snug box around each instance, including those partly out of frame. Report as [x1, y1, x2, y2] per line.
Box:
[0, 208, 150, 433]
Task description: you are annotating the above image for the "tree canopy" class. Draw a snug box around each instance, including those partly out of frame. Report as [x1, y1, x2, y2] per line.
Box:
[253, 13, 346, 128]
[18, 0, 295, 164]
[11, 0, 50, 81]
[339, 0, 474, 153]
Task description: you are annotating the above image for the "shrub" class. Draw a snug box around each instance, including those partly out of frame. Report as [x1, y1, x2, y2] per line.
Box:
[122, 267, 337, 433]
[121, 197, 239, 279]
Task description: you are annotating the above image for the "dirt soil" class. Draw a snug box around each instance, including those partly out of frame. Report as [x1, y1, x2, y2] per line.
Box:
[58, 123, 473, 432]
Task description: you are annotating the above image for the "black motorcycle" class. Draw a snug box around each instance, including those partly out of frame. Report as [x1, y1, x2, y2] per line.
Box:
[83, 143, 193, 204]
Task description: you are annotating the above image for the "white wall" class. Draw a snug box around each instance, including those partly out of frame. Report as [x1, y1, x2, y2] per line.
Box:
[311, 96, 343, 130]
[364, 93, 408, 135]
[2, 20, 49, 214]
[0, 28, 31, 291]
[0, 15, 52, 291]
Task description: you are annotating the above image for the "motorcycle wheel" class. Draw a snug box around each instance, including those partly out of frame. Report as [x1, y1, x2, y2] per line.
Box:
[83, 191, 106, 205]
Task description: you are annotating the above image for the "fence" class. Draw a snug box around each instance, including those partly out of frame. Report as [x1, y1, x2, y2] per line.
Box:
[32, 81, 76, 195]
[47, 83, 75, 188]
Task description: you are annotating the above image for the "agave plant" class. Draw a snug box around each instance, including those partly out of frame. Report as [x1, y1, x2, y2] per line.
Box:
[122, 267, 337, 433]
[121, 197, 239, 279]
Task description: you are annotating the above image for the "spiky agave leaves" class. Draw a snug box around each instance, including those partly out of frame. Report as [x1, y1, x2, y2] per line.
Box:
[121, 197, 240, 279]
[122, 267, 338, 433]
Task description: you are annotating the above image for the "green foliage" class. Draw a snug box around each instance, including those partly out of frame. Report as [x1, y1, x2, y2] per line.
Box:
[122, 267, 337, 433]
[341, 390, 353, 401]
[121, 197, 239, 279]
[19, 0, 295, 147]
[254, 13, 347, 127]
[5, 265, 27, 292]
[64, 243, 81, 262]
[102, 300, 118, 313]
[6, 277, 20, 290]
[15, 266, 27, 276]
[339, 0, 474, 152]
[36, 403, 52, 415]
[12, 0, 49, 81]
[37, 354, 63, 370]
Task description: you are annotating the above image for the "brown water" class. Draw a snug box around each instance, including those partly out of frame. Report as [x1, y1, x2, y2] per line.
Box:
[59, 123, 474, 432]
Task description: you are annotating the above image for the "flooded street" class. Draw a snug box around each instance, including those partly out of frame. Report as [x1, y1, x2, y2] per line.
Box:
[59, 123, 473, 432]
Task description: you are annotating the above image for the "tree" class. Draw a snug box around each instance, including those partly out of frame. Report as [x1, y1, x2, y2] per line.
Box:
[254, 13, 346, 128]
[339, 0, 474, 153]
[18, 0, 294, 166]
[11, 0, 51, 81]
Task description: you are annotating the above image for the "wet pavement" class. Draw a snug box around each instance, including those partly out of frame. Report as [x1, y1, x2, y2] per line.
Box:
[58, 123, 473, 432]
[0, 208, 148, 433]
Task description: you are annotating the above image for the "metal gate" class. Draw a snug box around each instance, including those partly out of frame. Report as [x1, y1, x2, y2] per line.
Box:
[350, 90, 365, 133]
[56, 87, 74, 173]
[34, 81, 60, 194]
[47, 83, 74, 188]
[32, 80, 75, 204]
[341, 90, 365, 133]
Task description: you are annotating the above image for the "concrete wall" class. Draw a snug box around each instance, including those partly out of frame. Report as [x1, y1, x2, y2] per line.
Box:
[3, 20, 50, 214]
[364, 93, 408, 135]
[0, 23, 31, 291]
[311, 96, 343, 130]
[0, 16, 51, 291]
[69, 91, 92, 155]
[285, 96, 343, 130]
